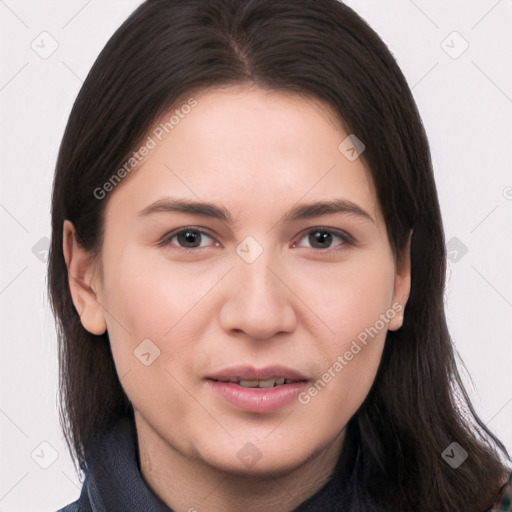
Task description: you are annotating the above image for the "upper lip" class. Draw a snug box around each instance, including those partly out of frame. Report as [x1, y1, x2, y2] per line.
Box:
[207, 365, 308, 382]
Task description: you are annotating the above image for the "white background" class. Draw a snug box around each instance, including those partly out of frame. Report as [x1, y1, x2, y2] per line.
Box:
[0, 1, 511, 510]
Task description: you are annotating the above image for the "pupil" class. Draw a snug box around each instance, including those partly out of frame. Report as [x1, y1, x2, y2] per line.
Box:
[310, 230, 332, 248]
[178, 230, 200, 248]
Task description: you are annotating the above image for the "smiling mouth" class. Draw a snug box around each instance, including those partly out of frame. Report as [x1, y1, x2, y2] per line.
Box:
[211, 377, 301, 388]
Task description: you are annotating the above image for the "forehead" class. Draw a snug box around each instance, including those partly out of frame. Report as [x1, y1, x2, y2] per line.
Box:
[103, 85, 381, 228]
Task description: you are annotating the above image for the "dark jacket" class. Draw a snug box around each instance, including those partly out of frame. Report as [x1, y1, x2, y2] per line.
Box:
[57, 416, 512, 512]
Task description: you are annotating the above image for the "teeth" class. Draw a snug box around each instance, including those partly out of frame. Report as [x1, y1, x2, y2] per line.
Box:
[214, 377, 299, 387]
[239, 379, 259, 387]
[258, 378, 276, 389]
[235, 377, 295, 388]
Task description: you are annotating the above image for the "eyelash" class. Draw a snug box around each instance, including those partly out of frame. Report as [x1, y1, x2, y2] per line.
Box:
[157, 226, 356, 254]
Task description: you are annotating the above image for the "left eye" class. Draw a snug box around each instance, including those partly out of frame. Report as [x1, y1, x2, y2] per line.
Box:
[159, 228, 218, 249]
[293, 228, 353, 250]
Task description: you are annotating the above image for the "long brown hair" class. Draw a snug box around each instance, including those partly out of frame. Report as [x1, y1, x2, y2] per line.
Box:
[48, 1, 511, 510]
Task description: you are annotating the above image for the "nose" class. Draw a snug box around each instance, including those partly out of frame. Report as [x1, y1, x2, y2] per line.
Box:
[218, 248, 298, 340]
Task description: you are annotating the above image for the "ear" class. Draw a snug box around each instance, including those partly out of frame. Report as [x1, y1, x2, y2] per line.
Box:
[63, 220, 107, 335]
[388, 230, 412, 331]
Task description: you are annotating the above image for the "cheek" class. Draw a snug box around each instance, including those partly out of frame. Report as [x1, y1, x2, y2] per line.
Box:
[293, 254, 394, 406]
[297, 253, 395, 339]
[103, 246, 224, 334]
[100, 253, 225, 394]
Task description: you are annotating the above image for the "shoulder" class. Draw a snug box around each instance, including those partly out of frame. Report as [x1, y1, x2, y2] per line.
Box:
[487, 470, 512, 512]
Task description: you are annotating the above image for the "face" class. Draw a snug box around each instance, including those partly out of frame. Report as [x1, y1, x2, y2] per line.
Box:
[65, 85, 410, 478]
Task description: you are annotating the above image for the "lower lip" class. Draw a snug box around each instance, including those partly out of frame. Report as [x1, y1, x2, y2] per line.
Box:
[205, 379, 308, 413]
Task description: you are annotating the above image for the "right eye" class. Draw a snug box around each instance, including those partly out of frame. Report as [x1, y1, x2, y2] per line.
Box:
[158, 227, 220, 251]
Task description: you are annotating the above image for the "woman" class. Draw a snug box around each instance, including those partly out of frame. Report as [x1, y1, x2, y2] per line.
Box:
[49, 0, 512, 511]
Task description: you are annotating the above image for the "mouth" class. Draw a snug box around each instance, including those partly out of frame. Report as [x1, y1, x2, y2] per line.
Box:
[205, 365, 309, 412]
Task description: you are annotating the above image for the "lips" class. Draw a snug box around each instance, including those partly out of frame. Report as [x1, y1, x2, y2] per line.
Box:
[205, 365, 309, 412]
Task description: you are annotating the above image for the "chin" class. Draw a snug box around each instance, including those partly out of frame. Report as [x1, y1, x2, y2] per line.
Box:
[202, 444, 311, 479]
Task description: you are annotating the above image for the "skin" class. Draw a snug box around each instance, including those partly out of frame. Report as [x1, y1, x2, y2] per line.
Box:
[64, 84, 411, 512]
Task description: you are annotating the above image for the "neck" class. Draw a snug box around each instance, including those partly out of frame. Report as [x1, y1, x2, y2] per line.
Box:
[134, 411, 347, 512]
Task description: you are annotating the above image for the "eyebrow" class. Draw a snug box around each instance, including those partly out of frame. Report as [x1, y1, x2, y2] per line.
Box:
[137, 197, 375, 226]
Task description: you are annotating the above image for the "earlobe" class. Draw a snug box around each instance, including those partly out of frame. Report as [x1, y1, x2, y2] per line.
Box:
[389, 230, 412, 332]
[63, 220, 107, 336]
